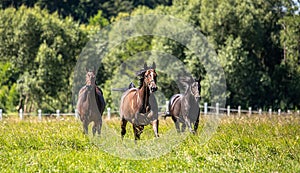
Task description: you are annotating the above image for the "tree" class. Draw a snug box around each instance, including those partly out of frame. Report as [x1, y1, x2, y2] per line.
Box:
[0, 6, 86, 112]
[0, 0, 173, 23]
[276, 15, 300, 109]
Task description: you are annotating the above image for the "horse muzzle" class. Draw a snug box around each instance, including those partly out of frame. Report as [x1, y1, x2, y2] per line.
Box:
[86, 85, 93, 91]
[150, 86, 158, 93]
[148, 80, 157, 93]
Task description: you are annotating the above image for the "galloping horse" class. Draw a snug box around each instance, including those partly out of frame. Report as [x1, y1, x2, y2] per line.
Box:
[76, 68, 106, 136]
[167, 77, 200, 133]
[120, 62, 159, 141]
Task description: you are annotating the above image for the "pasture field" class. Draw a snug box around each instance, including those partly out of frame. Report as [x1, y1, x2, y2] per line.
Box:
[0, 114, 299, 172]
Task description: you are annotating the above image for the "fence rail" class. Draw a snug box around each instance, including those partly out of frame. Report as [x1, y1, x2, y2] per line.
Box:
[0, 102, 299, 121]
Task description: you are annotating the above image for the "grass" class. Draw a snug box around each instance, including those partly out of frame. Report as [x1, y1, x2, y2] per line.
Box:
[0, 114, 299, 172]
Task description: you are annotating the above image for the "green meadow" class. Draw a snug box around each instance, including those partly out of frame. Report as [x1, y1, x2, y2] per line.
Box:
[0, 114, 299, 172]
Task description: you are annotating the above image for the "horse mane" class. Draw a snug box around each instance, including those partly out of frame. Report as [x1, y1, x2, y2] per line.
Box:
[138, 72, 146, 89]
[136, 68, 148, 89]
[128, 82, 135, 89]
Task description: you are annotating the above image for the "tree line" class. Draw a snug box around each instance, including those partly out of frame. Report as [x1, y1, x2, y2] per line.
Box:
[0, 0, 299, 113]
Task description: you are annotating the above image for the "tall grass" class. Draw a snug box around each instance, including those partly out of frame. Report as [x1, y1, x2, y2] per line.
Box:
[0, 114, 299, 172]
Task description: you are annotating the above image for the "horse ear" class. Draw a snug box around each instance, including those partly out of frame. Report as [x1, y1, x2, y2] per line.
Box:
[152, 62, 156, 69]
[198, 76, 202, 91]
[198, 75, 202, 82]
[86, 67, 88, 73]
[144, 62, 148, 70]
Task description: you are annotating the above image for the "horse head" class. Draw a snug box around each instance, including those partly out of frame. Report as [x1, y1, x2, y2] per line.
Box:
[143, 62, 158, 93]
[85, 68, 96, 90]
[190, 81, 200, 98]
[179, 76, 200, 98]
[136, 62, 158, 93]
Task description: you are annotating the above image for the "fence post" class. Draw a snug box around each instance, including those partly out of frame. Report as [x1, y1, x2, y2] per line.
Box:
[107, 107, 111, 120]
[0, 109, 2, 121]
[19, 109, 23, 120]
[56, 109, 60, 119]
[259, 109, 262, 115]
[204, 102, 208, 116]
[238, 106, 241, 116]
[75, 109, 79, 119]
[287, 110, 291, 115]
[216, 103, 219, 115]
[278, 109, 281, 115]
[248, 107, 252, 116]
[166, 101, 169, 113]
[269, 108, 272, 115]
[297, 110, 300, 115]
[38, 109, 42, 121]
[227, 105, 230, 116]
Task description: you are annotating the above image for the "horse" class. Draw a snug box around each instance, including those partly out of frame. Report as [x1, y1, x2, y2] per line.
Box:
[119, 62, 159, 141]
[76, 68, 106, 136]
[166, 77, 201, 133]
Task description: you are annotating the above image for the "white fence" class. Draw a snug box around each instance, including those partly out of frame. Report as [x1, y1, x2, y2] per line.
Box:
[0, 102, 299, 121]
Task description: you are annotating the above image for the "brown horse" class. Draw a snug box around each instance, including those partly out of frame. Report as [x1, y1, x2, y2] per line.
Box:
[119, 62, 159, 141]
[76, 68, 106, 136]
[167, 77, 200, 133]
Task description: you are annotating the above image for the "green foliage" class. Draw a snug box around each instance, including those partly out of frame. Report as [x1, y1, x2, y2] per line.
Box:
[218, 36, 268, 107]
[0, 0, 173, 23]
[276, 15, 300, 109]
[0, 62, 18, 112]
[0, 85, 8, 112]
[6, 83, 18, 112]
[88, 10, 109, 28]
[0, 0, 300, 112]
[0, 6, 86, 112]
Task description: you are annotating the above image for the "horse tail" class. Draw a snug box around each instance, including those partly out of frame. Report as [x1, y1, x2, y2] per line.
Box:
[95, 86, 105, 115]
[128, 82, 135, 89]
[161, 112, 172, 119]
[162, 94, 182, 119]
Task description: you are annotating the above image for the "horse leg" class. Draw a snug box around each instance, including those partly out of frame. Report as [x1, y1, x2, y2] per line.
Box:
[184, 115, 195, 134]
[133, 124, 144, 141]
[139, 125, 144, 138]
[92, 122, 97, 136]
[181, 123, 186, 133]
[194, 114, 200, 133]
[98, 118, 102, 136]
[133, 124, 139, 141]
[152, 119, 159, 138]
[92, 119, 102, 137]
[83, 119, 89, 135]
[172, 116, 180, 133]
[121, 118, 128, 139]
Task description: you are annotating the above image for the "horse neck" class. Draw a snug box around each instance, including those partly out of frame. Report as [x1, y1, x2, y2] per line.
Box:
[86, 80, 94, 86]
[184, 85, 193, 100]
[85, 86, 96, 99]
[185, 85, 198, 103]
[137, 82, 150, 111]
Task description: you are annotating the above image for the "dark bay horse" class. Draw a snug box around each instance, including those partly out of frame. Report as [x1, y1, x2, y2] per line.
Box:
[119, 62, 159, 141]
[76, 69, 106, 136]
[167, 77, 200, 133]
